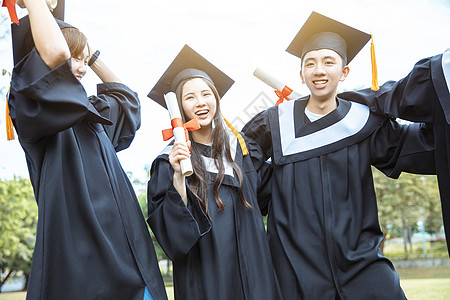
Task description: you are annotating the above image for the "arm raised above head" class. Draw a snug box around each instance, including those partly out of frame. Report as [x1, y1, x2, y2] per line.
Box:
[22, 0, 70, 69]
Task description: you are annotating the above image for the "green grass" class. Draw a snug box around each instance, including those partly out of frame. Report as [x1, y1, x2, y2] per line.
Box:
[397, 265, 450, 279]
[383, 240, 448, 257]
[398, 266, 450, 300]
[1, 267, 448, 299]
[402, 279, 450, 300]
[0, 292, 24, 300]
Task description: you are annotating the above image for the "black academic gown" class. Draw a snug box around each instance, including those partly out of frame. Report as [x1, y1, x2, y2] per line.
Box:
[147, 133, 281, 300]
[8, 49, 167, 300]
[340, 52, 450, 254]
[243, 98, 435, 299]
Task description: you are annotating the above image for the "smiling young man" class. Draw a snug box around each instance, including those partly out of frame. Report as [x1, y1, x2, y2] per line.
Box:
[243, 12, 436, 299]
[301, 47, 349, 115]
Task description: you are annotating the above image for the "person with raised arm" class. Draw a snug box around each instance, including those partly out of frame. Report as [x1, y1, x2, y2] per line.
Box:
[8, 1, 167, 299]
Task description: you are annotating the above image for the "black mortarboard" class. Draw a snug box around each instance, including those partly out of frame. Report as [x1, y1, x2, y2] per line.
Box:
[286, 11, 371, 65]
[11, 1, 71, 66]
[286, 11, 379, 91]
[52, 0, 65, 21]
[7, 1, 68, 140]
[147, 44, 235, 108]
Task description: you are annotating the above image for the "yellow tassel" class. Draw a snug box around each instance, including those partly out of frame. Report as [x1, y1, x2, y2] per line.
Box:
[370, 35, 379, 91]
[6, 86, 15, 141]
[223, 116, 248, 156]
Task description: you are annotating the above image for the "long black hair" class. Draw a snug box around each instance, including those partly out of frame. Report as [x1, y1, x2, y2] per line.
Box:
[175, 78, 252, 215]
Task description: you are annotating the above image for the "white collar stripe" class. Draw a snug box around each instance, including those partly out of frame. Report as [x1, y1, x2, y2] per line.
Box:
[202, 128, 237, 177]
[278, 100, 370, 155]
[201, 156, 234, 177]
[159, 128, 238, 177]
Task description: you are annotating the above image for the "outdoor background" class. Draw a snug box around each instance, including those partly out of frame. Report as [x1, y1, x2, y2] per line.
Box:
[1, 0, 450, 299]
[1, 0, 450, 181]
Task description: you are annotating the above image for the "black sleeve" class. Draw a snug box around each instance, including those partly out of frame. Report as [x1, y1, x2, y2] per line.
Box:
[242, 110, 273, 161]
[89, 83, 141, 152]
[146, 156, 211, 261]
[245, 135, 273, 215]
[339, 53, 450, 125]
[371, 119, 436, 178]
[9, 49, 91, 142]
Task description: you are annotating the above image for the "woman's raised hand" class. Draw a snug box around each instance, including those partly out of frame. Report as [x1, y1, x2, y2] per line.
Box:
[169, 140, 191, 176]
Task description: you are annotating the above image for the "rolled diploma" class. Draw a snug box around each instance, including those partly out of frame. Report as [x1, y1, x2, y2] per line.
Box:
[253, 67, 302, 100]
[164, 92, 194, 177]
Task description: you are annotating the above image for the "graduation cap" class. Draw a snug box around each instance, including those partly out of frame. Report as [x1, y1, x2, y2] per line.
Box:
[148, 45, 249, 156]
[11, 0, 69, 66]
[7, 0, 68, 140]
[52, 0, 65, 21]
[147, 44, 235, 108]
[286, 11, 379, 91]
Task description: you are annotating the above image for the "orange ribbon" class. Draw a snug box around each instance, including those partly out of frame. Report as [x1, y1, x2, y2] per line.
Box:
[274, 86, 293, 105]
[6, 86, 14, 140]
[162, 118, 201, 142]
[2, 0, 19, 24]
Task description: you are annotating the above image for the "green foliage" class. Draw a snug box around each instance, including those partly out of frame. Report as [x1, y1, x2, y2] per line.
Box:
[127, 168, 170, 263]
[373, 167, 443, 254]
[137, 191, 169, 262]
[0, 177, 37, 289]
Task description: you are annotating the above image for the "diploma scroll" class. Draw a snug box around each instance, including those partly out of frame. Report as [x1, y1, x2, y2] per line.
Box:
[164, 92, 194, 177]
[253, 67, 302, 101]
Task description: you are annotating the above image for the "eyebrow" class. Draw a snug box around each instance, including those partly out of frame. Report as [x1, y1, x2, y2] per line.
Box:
[304, 55, 338, 62]
[183, 89, 212, 96]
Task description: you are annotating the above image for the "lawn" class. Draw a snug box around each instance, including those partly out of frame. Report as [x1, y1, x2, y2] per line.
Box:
[398, 266, 450, 300]
[1, 267, 449, 300]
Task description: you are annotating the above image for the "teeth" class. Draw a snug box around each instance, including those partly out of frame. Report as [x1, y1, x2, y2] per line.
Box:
[314, 80, 327, 85]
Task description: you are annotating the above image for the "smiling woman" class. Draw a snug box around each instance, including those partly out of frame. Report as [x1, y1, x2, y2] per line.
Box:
[146, 45, 281, 300]
[6, 0, 167, 299]
[178, 77, 217, 143]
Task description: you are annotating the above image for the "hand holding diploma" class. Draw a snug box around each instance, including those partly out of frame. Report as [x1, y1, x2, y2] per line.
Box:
[162, 92, 200, 177]
[253, 67, 302, 105]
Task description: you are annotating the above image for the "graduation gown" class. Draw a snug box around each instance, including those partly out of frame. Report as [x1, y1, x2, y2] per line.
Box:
[147, 133, 281, 300]
[340, 52, 450, 254]
[243, 97, 435, 299]
[8, 49, 167, 300]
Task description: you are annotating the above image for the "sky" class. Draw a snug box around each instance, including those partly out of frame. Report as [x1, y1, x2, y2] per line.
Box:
[1, 0, 450, 183]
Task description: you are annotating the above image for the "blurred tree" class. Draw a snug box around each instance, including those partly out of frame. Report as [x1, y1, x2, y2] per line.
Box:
[0, 177, 37, 292]
[127, 167, 171, 273]
[421, 176, 442, 235]
[373, 167, 442, 254]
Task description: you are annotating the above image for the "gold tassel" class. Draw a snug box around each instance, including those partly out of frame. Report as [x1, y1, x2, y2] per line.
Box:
[222, 116, 248, 156]
[6, 86, 15, 140]
[371, 35, 379, 91]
